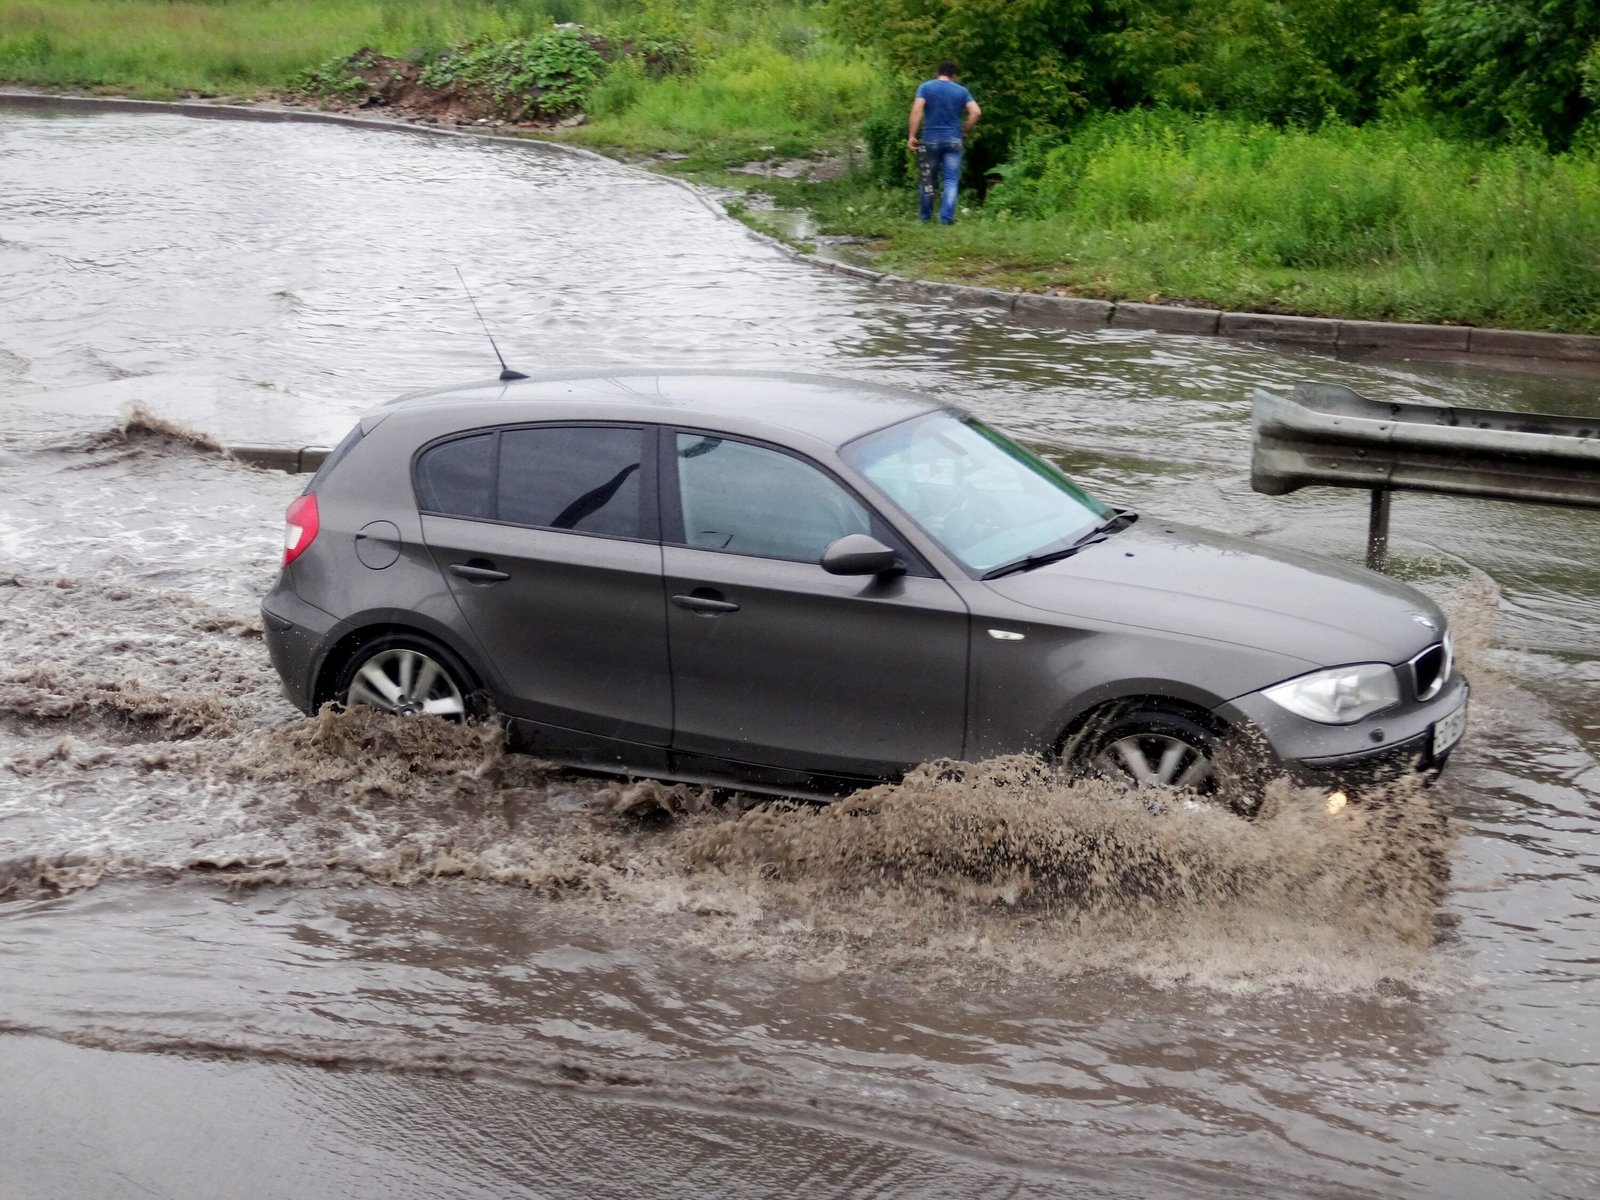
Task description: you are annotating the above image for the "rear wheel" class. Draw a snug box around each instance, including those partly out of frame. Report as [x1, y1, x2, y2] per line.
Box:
[335, 634, 479, 719]
[1082, 709, 1218, 793]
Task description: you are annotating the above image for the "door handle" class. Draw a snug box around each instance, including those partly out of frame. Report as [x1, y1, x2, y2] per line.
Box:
[671, 592, 740, 615]
[449, 561, 510, 583]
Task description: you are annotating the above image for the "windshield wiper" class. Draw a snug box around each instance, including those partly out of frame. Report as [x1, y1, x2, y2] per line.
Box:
[980, 508, 1138, 580]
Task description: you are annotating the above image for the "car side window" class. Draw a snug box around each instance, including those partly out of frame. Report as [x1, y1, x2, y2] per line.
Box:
[416, 426, 648, 539]
[498, 426, 645, 538]
[674, 434, 873, 563]
[416, 433, 495, 520]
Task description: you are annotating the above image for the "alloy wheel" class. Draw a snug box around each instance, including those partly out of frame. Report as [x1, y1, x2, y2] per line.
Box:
[345, 647, 467, 718]
[1095, 732, 1214, 790]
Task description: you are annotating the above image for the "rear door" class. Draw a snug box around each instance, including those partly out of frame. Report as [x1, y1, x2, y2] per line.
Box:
[417, 423, 672, 746]
[662, 430, 969, 778]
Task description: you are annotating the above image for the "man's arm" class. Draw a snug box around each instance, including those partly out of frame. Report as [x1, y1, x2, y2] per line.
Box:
[963, 99, 982, 136]
[907, 96, 925, 150]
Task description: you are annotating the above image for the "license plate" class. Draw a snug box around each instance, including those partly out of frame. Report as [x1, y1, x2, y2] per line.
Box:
[1432, 700, 1468, 756]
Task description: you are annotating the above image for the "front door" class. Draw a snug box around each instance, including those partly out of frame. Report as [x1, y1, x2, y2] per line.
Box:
[663, 431, 968, 778]
[418, 423, 671, 746]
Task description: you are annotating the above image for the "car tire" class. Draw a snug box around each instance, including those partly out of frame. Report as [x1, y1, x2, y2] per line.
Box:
[334, 632, 483, 721]
[1079, 707, 1220, 794]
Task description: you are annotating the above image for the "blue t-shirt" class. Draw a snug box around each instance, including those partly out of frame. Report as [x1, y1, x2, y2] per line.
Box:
[916, 78, 973, 142]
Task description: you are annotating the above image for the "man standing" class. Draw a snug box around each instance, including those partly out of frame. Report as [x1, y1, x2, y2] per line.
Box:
[906, 60, 981, 224]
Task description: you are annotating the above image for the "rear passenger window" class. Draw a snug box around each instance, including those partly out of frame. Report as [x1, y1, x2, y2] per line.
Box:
[416, 426, 647, 538]
[416, 433, 494, 519]
[498, 427, 645, 539]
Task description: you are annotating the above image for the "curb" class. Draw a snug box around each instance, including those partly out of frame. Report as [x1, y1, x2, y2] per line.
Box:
[8, 91, 1600, 364]
[227, 444, 331, 473]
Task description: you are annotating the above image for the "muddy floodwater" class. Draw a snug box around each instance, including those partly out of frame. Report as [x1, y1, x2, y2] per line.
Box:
[2, 107, 1598, 1199]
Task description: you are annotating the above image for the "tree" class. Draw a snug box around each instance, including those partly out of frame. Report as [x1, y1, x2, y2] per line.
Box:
[1112, 0, 1423, 126]
[1424, 0, 1600, 147]
[825, 0, 1134, 152]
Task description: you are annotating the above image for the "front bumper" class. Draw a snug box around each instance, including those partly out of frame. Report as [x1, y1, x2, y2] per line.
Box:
[1216, 673, 1469, 783]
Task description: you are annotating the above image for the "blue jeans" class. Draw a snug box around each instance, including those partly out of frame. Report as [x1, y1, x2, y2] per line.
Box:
[917, 138, 963, 224]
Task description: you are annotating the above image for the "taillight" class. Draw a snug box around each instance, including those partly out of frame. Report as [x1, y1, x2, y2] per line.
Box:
[283, 493, 319, 566]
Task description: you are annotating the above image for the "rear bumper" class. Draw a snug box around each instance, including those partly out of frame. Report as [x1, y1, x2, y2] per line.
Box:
[261, 577, 338, 715]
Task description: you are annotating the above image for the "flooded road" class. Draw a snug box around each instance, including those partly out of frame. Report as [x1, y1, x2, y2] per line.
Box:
[2, 106, 1598, 1198]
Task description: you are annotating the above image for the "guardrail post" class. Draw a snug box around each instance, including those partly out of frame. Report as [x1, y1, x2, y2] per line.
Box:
[1366, 488, 1391, 573]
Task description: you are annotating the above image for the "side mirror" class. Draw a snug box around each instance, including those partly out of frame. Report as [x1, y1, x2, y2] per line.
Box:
[821, 533, 904, 577]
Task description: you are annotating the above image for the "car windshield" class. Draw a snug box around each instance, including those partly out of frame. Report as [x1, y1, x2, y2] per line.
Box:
[843, 412, 1109, 573]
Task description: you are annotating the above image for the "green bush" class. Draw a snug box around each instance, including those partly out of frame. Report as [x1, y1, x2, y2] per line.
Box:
[860, 105, 913, 188]
[420, 28, 604, 114]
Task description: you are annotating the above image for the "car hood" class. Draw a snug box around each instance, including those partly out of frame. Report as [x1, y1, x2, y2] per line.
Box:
[984, 521, 1446, 671]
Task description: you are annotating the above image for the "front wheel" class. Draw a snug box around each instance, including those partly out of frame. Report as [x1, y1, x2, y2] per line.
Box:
[1081, 709, 1219, 793]
[334, 634, 481, 719]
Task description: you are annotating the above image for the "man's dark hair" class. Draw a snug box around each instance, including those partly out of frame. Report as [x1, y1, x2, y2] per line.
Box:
[936, 60, 957, 78]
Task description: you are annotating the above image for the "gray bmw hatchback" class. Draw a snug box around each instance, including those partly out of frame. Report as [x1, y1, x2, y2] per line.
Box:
[262, 369, 1467, 799]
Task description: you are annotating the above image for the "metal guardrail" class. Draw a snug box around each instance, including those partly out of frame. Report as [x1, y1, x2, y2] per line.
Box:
[1251, 382, 1600, 570]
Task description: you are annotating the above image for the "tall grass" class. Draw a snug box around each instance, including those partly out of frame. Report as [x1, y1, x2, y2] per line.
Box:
[0, 0, 518, 95]
[578, 41, 887, 157]
[819, 111, 1600, 331]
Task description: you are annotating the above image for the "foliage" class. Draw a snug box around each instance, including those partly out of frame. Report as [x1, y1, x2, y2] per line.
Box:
[1112, 0, 1424, 126]
[860, 104, 914, 188]
[1423, 0, 1600, 149]
[287, 50, 373, 99]
[824, 0, 1130, 153]
[419, 28, 605, 114]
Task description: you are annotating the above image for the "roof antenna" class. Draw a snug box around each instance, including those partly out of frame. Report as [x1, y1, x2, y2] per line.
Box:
[455, 267, 527, 381]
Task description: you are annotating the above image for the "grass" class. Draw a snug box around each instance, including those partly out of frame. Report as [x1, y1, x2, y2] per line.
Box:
[0, 1, 734, 97]
[570, 43, 889, 164]
[0, 0, 481, 97]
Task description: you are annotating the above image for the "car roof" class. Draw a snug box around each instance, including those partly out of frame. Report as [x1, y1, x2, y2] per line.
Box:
[379, 368, 946, 446]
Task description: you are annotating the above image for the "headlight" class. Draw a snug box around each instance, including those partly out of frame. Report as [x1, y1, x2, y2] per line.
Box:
[1262, 663, 1400, 725]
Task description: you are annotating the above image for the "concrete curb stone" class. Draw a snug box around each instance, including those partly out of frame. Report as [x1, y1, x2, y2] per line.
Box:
[1218, 311, 1339, 346]
[828, 261, 886, 282]
[1467, 328, 1600, 361]
[925, 283, 1015, 310]
[1112, 303, 1222, 335]
[1011, 294, 1114, 324]
[227, 444, 331, 473]
[1337, 320, 1471, 352]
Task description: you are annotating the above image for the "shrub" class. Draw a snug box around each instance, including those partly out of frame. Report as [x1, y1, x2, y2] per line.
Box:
[420, 28, 605, 115]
